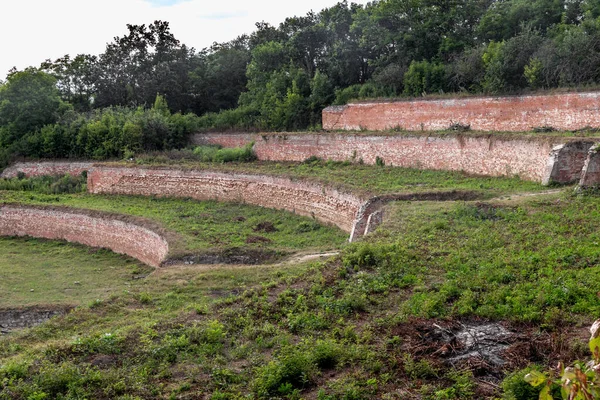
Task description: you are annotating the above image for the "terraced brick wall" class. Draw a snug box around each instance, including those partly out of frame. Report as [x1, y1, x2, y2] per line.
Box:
[0, 205, 169, 267]
[194, 132, 592, 184]
[322, 92, 600, 132]
[88, 166, 364, 235]
[1, 162, 93, 178]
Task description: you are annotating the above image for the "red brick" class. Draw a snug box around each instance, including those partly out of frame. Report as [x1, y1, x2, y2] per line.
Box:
[323, 92, 600, 132]
[0, 205, 169, 267]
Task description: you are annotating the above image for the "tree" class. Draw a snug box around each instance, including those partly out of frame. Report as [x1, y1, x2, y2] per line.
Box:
[40, 54, 97, 111]
[0, 69, 68, 146]
[93, 20, 195, 112]
[188, 40, 251, 114]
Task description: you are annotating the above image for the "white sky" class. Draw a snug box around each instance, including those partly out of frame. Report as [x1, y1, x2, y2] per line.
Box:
[0, 0, 370, 81]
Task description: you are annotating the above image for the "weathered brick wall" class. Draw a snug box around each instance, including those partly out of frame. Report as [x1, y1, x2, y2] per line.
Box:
[0, 205, 169, 267]
[579, 145, 600, 187]
[1, 162, 93, 178]
[194, 132, 584, 183]
[323, 92, 600, 132]
[88, 167, 364, 234]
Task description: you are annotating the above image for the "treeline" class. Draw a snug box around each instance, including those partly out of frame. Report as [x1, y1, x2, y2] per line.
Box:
[2, 1, 600, 164]
[200, 0, 600, 130]
[0, 69, 198, 166]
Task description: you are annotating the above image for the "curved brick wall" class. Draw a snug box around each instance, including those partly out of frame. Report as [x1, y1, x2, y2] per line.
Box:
[194, 132, 594, 184]
[1, 161, 93, 178]
[0, 205, 169, 267]
[88, 166, 364, 234]
[323, 92, 600, 132]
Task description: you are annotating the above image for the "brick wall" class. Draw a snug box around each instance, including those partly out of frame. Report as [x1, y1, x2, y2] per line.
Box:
[323, 92, 600, 132]
[579, 145, 600, 188]
[88, 166, 364, 235]
[0, 205, 169, 267]
[194, 132, 590, 184]
[1, 162, 93, 178]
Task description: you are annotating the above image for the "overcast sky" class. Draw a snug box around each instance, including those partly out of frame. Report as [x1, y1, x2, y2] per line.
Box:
[0, 0, 371, 81]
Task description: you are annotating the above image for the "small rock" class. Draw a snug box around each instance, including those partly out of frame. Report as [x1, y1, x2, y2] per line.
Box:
[74, 281, 81, 285]
[30, 289, 34, 292]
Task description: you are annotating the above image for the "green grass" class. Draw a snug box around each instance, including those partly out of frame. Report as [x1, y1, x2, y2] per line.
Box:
[0, 166, 590, 399]
[0, 191, 347, 260]
[3, 190, 599, 399]
[118, 158, 545, 197]
[350, 191, 600, 323]
[0, 237, 151, 308]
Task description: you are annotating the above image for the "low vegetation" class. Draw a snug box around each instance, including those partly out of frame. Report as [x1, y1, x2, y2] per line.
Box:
[0, 173, 87, 194]
[0, 189, 347, 263]
[2, 185, 599, 398]
[0, 237, 151, 308]
[125, 156, 545, 197]
[139, 143, 257, 164]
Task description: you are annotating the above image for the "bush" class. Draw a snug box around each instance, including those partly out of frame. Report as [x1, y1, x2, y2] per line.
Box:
[524, 319, 600, 399]
[5, 95, 200, 162]
[192, 142, 256, 163]
[253, 349, 317, 397]
[0, 173, 87, 194]
[403, 61, 448, 97]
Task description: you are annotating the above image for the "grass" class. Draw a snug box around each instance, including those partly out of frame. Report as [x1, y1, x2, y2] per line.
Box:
[0, 191, 347, 261]
[0, 165, 591, 399]
[356, 191, 600, 323]
[0, 237, 151, 308]
[2, 189, 600, 399]
[116, 157, 545, 198]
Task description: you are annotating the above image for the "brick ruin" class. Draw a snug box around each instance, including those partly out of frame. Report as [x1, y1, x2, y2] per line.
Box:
[195, 132, 596, 186]
[87, 166, 372, 241]
[6, 92, 600, 261]
[322, 92, 600, 132]
[0, 205, 169, 267]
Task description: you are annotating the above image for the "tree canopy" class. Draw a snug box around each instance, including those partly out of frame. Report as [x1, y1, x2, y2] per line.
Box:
[2, 0, 600, 160]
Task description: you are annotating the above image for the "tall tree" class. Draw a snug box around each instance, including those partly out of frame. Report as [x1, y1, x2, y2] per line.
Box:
[93, 20, 195, 112]
[0, 69, 68, 146]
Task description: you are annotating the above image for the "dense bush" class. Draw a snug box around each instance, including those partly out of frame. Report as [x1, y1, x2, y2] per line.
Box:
[0, 95, 200, 166]
[0, 173, 87, 194]
[192, 142, 256, 163]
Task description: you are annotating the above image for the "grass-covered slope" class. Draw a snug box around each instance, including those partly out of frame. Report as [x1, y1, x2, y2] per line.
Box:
[0, 191, 347, 263]
[2, 188, 599, 399]
[109, 157, 545, 197]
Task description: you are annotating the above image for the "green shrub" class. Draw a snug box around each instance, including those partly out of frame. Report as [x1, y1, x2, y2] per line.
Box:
[253, 349, 318, 397]
[0, 173, 87, 194]
[502, 366, 544, 400]
[192, 142, 256, 163]
[403, 60, 448, 97]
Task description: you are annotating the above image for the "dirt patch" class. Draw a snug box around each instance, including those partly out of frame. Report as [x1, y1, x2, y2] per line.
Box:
[165, 247, 283, 266]
[0, 305, 73, 334]
[388, 318, 589, 396]
[245, 235, 272, 244]
[253, 221, 278, 233]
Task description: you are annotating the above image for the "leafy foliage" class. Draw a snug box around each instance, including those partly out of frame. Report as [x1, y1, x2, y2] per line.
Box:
[525, 320, 600, 399]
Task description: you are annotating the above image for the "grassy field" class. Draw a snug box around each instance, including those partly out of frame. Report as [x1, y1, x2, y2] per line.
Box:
[0, 237, 151, 308]
[2, 188, 599, 399]
[0, 165, 592, 399]
[118, 157, 545, 197]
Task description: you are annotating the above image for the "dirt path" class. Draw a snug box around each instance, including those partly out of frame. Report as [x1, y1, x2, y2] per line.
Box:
[154, 251, 340, 274]
[489, 188, 564, 202]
